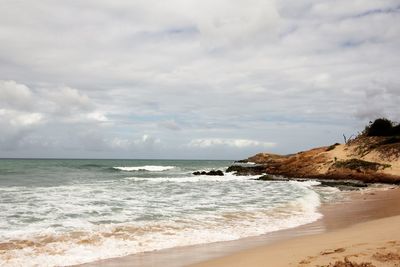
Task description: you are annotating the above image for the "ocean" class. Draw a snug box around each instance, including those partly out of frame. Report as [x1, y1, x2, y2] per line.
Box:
[0, 159, 340, 266]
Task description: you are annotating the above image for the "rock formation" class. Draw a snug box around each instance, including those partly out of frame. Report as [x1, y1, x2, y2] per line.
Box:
[193, 170, 224, 176]
[227, 120, 400, 184]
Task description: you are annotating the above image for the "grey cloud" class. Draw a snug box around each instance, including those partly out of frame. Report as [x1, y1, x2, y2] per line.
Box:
[0, 80, 110, 153]
[158, 120, 181, 131]
[0, 110, 43, 151]
[0, 0, 399, 159]
[354, 81, 400, 121]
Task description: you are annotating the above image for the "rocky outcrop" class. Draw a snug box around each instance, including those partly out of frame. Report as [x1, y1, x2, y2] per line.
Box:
[226, 165, 266, 175]
[193, 170, 224, 176]
[228, 135, 400, 184]
[245, 153, 286, 164]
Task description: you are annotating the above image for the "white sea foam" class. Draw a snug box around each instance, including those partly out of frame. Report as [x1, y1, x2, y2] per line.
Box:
[113, 165, 175, 172]
[0, 188, 322, 267]
[0, 170, 330, 267]
[124, 172, 258, 183]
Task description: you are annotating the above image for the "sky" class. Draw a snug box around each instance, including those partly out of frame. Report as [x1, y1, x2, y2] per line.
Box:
[0, 0, 399, 159]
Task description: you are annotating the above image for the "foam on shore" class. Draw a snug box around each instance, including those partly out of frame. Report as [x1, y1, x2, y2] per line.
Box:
[0, 176, 324, 267]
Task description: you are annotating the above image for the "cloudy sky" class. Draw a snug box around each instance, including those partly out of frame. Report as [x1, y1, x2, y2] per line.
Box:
[0, 0, 399, 159]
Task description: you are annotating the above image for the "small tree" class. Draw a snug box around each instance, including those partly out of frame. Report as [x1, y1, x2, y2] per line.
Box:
[364, 118, 396, 136]
[393, 124, 400, 135]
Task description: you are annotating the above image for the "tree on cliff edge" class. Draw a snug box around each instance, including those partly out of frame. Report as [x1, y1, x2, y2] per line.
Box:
[364, 118, 400, 136]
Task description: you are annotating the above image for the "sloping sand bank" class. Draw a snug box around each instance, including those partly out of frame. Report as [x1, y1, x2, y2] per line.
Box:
[238, 136, 400, 183]
[190, 190, 400, 267]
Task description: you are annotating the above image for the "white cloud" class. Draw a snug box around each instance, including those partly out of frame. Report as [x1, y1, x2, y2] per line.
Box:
[0, 109, 43, 127]
[193, 0, 280, 47]
[87, 112, 109, 122]
[109, 134, 161, 151]
[0, 80, 33, 109]
[40, 86, 93, 115]
[9, 112, 42, 127]
[188, 138, 276, 148]
[137, 134, 161, 146]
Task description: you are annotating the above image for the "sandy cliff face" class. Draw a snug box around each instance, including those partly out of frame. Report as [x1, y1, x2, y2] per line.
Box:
[240, 136, 400, 183]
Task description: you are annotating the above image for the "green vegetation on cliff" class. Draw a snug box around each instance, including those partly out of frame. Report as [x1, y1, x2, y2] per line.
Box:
[333, 159, 391, 172]
[363, 118, 400, 137]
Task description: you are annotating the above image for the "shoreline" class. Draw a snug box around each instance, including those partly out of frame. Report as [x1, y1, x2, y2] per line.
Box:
[191, 216, 400, 267]
[78, 186, 400, 267]
[190, 187, 400, 267]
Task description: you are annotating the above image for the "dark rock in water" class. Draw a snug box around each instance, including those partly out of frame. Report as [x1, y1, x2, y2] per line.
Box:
[226, 165, 265, 175]
[255, 175, 309, 182]
[208, 170, 224, 176]
[193, 170, 224, 176]
[193, 171, 208, 175]
[317, 179, 368, 191]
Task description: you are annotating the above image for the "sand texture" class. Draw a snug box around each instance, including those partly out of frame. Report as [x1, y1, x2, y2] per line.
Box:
[190, 215, 400, 267]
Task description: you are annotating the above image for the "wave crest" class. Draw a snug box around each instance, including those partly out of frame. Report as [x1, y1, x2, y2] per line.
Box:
[113, 166, 175, 172]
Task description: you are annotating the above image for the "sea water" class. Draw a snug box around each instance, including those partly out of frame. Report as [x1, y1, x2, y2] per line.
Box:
[0, 159, 338, 266]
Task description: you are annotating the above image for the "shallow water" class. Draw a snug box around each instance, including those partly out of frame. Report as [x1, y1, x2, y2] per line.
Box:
[0, 159, 337, 266]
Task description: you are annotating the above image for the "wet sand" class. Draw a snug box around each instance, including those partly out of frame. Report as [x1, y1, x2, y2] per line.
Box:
[191, 188, 400, 267]
[79, 186, 400, 267]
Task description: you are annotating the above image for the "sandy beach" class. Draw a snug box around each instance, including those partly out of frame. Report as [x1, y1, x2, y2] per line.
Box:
[78, 187, 400, 267]
[191, 216, 400, 267]
[191, 188, 400, 267]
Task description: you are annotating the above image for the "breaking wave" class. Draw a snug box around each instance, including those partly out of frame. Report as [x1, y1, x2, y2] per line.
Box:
[113, 166, 175, 172]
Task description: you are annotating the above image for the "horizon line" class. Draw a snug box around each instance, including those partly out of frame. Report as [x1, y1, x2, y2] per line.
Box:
[0, 157, 237, 161]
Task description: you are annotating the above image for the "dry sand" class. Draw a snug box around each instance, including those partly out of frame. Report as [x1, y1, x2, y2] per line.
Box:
[322, 143, 400, 176]
[190, 189, 400, 267]
[190, 215, 400, 267]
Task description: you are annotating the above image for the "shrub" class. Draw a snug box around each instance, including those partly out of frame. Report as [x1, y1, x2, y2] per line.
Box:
[393, 124, 400, 135]
[363, 118, 400, 136]
[333, 158, 391, 171]
[379, 136, 400, 145]
[326, 143, 340, 151]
